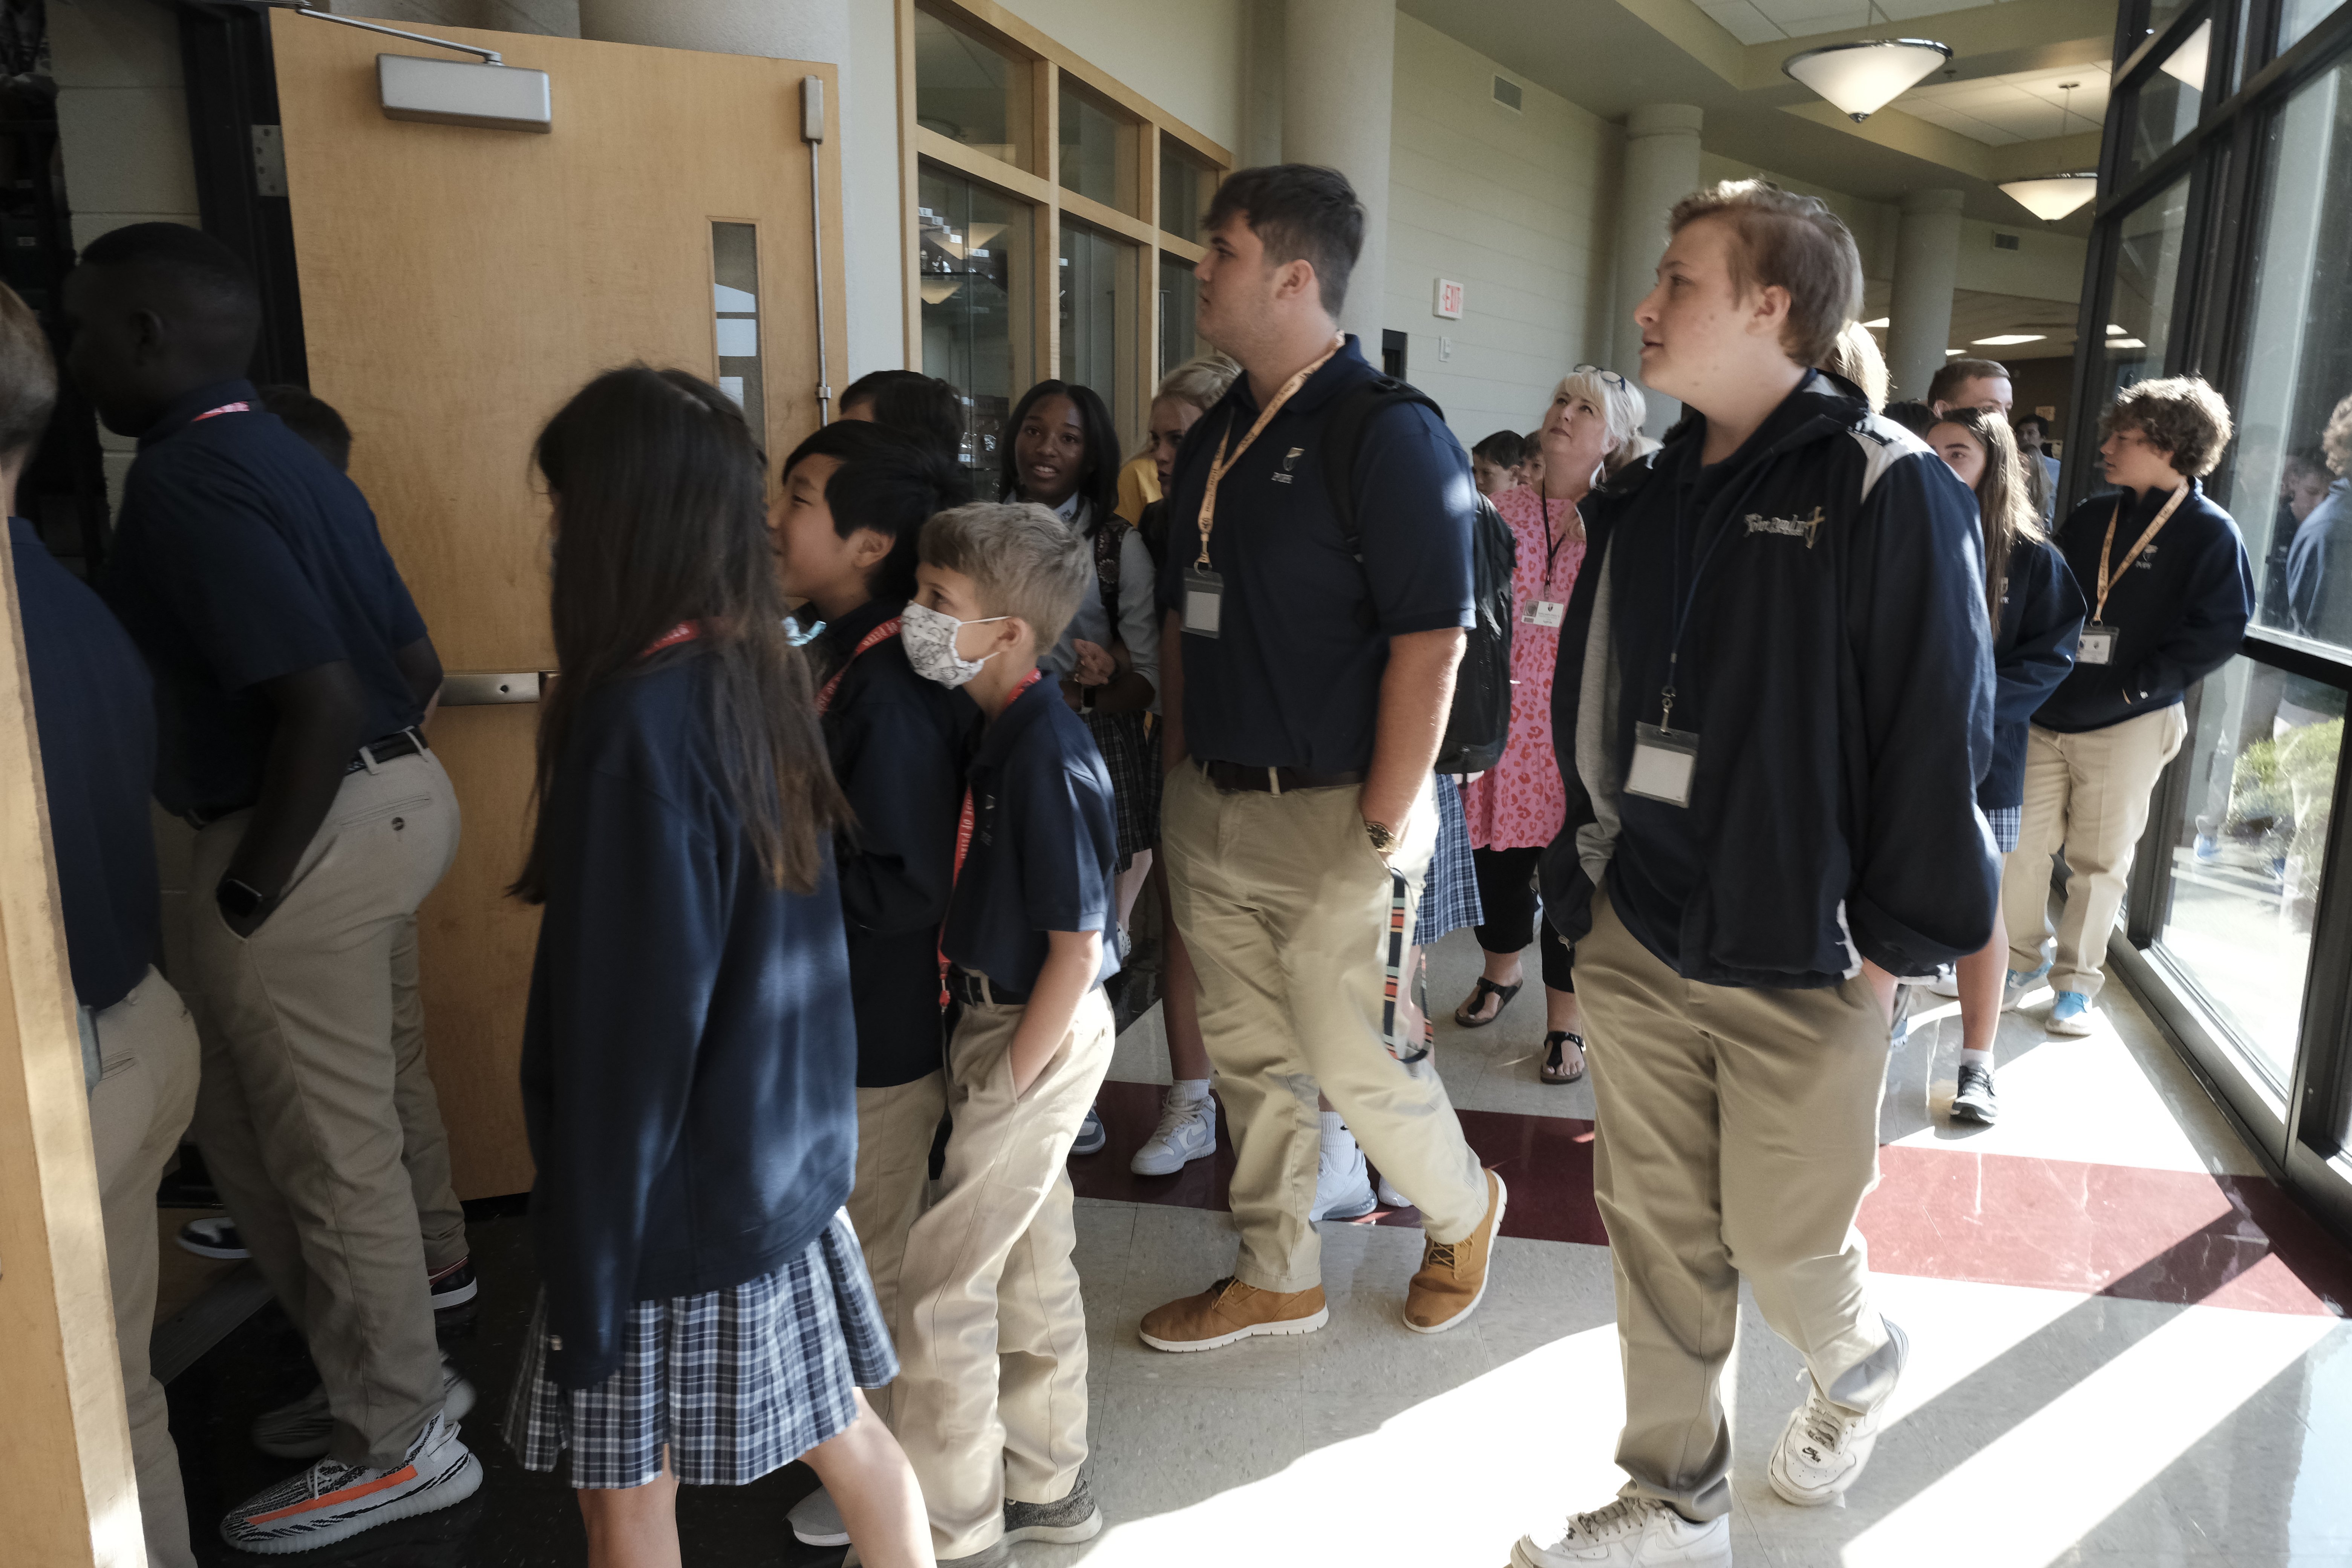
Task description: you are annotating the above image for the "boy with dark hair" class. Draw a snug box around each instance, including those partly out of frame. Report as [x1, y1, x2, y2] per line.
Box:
[1471, 428, 1527, 495]
[887, 501, 1119, 1566]
[774, 420, 977, 1551]
[1512, 179, 1995, 1566]
[1929, 354, 2014, 416]
[841, 367, 966, 463]
[257, 383, 353, 472]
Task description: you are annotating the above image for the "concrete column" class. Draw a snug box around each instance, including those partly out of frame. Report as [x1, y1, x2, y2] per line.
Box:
[1283, 0, 1395, 346]
[1610, 104, 1703, 436]
[1886, 188, 1965, 403]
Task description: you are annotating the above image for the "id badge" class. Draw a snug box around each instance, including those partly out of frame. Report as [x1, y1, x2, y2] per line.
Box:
[1182, 565, 1224, 638]
[1522, 599, 1566, 629]
[2078, 623, 2116, 666]
[1626, 722, 1700, 807]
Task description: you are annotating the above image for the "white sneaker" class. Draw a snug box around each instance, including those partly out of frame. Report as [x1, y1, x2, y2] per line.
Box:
[1376, 1174, 1412, 1209]
[1310, 1135, 1376, 1221]
[1769, 1319, 1909, 1506]
[1922, 967, 1960, 999]
[221, 1412, 479, 1554]
[789, 1484, 848, 1547]
[1511, 1495, 1732, 1566]
[1129, 1087, 1217, 1176]
[251, 1355, 476, 1460]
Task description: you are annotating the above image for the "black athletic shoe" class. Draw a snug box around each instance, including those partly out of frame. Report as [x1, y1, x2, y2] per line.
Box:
[1070, 1104, 1108, 1157]
[1951, 1062, 2000, 1125]
[428, 1257, 478, 1309]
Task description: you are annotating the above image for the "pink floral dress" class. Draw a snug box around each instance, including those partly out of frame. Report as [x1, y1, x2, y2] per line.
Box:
[1461, 485, 1587, 850]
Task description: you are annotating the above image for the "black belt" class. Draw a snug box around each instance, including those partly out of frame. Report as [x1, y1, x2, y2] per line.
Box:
[947, 968, 1027, 1007]
[344, 728, 429, 774]
[1198, 759, 1365, 794]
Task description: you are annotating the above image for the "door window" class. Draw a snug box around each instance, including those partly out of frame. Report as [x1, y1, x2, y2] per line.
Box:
[710, 222, 764, 440]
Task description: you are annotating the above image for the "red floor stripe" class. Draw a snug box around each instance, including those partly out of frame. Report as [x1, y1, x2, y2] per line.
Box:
[1073, 1079, 2351, 1316]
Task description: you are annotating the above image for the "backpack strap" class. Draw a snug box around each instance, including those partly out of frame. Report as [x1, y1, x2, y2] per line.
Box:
[1320, 376, 1447, 557]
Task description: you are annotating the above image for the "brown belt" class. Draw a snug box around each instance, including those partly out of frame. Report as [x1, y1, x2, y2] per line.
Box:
[1198, 759, 1366, 794]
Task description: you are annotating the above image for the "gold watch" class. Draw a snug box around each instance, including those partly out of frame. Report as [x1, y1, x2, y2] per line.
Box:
[1364, 818, 1399, 855]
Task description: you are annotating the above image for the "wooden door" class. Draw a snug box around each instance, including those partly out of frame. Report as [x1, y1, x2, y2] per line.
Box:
[272, 15, 848, 1197]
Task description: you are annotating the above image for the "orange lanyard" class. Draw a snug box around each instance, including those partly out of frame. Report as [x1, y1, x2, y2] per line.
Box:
[940, 666, 1046, 1003]
[814, 618, 902, 714]
[642, 621, 700, 657]
[2094, 484, 2188, 623]
[1193, 336, 1344, 567]
[191, 401, 251, 423]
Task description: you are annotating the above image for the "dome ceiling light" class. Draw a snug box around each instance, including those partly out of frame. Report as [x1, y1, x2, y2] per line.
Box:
[1998, 84, 2098, 222]
[1782, 3, 1951, 122]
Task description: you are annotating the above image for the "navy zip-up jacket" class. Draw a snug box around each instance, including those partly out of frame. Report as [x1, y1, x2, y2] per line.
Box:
[1982, 536, 2086, 811]
[1539, 371, 1998, 987]
[2034, 481, 2252, 733]
[520, 648, 856, 1390]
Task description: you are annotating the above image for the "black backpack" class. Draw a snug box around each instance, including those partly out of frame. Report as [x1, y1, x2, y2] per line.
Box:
[1321, 377, 1517, 774]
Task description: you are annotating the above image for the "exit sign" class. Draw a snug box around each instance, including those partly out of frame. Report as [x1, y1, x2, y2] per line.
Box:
[1434, 277, 1464, 319]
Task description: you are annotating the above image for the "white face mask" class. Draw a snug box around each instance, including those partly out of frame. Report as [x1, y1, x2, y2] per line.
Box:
[901, 600, 1008, 689]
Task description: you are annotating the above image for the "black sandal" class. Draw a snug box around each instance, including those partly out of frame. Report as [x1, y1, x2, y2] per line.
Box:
[1454, 976, 1523, 1029]
[1541, 1031, 1587, 1084]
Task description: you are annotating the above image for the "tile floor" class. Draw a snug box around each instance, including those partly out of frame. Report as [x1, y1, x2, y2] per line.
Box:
[166, 929, 2352, 1566]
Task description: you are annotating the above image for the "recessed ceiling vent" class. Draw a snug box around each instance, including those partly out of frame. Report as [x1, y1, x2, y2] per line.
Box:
[1993, 231, 2021, 250]
[1492, 75, 1523, 112]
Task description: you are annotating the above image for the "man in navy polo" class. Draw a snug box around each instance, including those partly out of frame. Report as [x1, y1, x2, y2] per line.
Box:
[1139, 166, 1505, 1354]
[65, 222, 479, 1548]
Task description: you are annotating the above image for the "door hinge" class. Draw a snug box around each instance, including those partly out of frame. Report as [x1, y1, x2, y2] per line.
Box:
[251, 125, 286, 198]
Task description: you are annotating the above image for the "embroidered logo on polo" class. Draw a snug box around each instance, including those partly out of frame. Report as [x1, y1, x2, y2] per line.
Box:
[1745, 506, 1825, 547]
[1272, 446, 1305, 484]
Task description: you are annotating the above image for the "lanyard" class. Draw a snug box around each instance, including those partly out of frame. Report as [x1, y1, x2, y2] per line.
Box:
[1536, 491, 1580, 595]
[642, 620, 701, 658]
[814, 617, 902, 714]
[1657, 461, 1772, 730]
[190, 401, 252, 424]
[2093, 484, 2189, 623]
[1193, 336, 1344, 567]
[940, 666, 1046, 1003]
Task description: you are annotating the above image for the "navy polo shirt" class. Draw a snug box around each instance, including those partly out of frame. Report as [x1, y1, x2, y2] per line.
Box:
[1155, 336, 1476, 772]
[104, 379, 430, 818]
[941, 678, 1119, 997]
[11, 517, 160, 1011]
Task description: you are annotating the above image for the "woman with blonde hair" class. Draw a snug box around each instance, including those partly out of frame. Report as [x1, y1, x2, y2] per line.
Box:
[1924, 406, 2083, 1124]
[1822, 319, 1889, 411]
[1454, 365, 1646, 1084]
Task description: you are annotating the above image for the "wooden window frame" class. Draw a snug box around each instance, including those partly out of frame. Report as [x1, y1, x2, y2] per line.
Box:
[896, 0, 1229, 451]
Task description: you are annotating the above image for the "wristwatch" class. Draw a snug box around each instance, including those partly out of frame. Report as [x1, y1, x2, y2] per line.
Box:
[1364, 818, 1400, 856]
[215, 876, 271, 922]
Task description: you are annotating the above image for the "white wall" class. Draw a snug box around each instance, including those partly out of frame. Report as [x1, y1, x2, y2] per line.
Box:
[993, 0, 1249, 152]
[1382, 12, 1619, 447]
[842, 2, 906, 378]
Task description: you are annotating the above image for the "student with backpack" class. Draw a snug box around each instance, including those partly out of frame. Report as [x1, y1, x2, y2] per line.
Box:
[1454, 366, 1647, 1087]
[1142, 164, 1505, 1354]
[502, 367, 932, 1568]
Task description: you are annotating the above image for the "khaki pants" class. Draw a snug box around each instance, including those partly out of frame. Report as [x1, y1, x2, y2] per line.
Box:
[2004, 705, 2188, 999]
[1579, 886, 1900, 1523]
[391, 913, 468, 1274]
[1160, 762, 1487, 1293]
[89, 967, 202, 1568]
[186, 751, 460, 1467]
[893, 986, 1114, 1559]
[848, 1069, 946, 1425]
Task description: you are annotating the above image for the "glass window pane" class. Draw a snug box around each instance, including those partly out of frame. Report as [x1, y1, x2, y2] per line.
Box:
[2283, 0, 2347, 52]
[2160, 655, 2344, 1091]
[1058, 218, 1135, 434]
[2128, 17, 2210, 174]
[919, 165, 1026, 477]
[710, 221, 764, 443]
[914, 5, 1029, 171]
[1159, 252, 1200, 381]
[1058, 80, 1135, 212]
[2211, 53, 2352, 646]
[2095, 176, 2191, 412]
[1160, 140, 1215, 241]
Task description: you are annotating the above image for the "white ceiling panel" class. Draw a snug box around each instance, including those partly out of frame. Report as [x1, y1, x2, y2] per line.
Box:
[1894, 62, 2112, 144]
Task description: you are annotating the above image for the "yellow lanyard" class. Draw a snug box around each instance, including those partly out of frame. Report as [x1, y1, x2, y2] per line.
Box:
[1194, 336, 1344, 568]
[2093, 483, 2189, 623]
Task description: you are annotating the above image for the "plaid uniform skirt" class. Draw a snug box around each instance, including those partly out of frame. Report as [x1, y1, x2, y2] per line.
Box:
[504, 1211, 894, 1490]
[1083, 707, 1161, 870]
[1986, 804, 2022, 855]
[1415, 774, 1484, 946]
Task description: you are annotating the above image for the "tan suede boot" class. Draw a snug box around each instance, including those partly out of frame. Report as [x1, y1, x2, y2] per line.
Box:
[1138, 1277, 1329, 1351]
[1403, 1168, 1506, 1333]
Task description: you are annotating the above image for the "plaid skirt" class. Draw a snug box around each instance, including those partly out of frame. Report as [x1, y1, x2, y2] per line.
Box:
[1083, 707, 1161, 869]
[1415, 774, 1484, 946]
[1986, 804, 2022, 854]
[504, 1211, 894, 1490]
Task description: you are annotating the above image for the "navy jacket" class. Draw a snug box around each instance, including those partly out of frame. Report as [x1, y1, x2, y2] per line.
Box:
[816, 598, 975, 1088]
[519, 649, 856, 1390]
[2034, 481, 2252, 734]
[2286, 479, 2352, 646]
[1540, 371, 1998, 987]
[1982, 536, 2086, 811]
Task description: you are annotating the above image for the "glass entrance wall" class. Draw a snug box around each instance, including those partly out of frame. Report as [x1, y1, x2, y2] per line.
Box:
[918, 165, 1026, 476]
[1059, 220, 1136, 430]
[2081, 0, 2352, 1238]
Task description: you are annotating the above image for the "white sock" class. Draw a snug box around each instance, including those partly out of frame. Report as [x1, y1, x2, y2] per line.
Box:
[1319, 1110, 1351, 1148]
[1172, 1077, 1211, 1102]
[1959, 1047, 1994, 1072]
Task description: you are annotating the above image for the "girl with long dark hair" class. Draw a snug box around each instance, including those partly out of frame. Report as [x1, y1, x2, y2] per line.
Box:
[1925, 407, 2084, 1126]
[503, 366, 933, 1568]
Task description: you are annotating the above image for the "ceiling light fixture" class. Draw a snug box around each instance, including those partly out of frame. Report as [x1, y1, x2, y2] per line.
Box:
[1973, 333, 2048, 346]
[2159, 19, 2214, 88]
[1862, 316, 1891, 328]
[1782, 2, 1951, 121]
[1999, 82, 2097, 220]
[2109, 337, 2147, 349]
